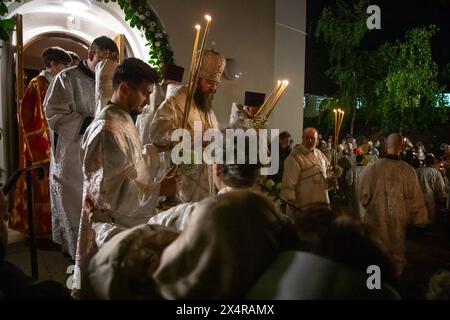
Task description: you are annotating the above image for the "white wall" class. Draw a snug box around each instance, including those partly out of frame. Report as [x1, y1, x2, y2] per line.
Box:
[149, 0, 276, 125]
[0, 0, 149, 176]
[272, 0, 306, 142]
[0, 0, 307, 175]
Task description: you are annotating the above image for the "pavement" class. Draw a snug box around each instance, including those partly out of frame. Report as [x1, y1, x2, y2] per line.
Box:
[5, 229, 70, 286]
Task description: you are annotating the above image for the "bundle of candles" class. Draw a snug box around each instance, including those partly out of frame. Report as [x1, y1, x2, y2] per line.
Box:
[253, 80, 289, 129]
[332, 108, 345, 168]
[164, 14, 213, 181]
[333, 108, 345, 146]
[181, 14, 212, 130]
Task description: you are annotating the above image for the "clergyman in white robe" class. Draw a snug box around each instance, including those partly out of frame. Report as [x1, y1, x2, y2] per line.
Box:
[148, 50, 225, 203]
[76, 102, 161, 276]
[359, 156, 428, 276]
[346, 163, 365, 219]
[94, 58, 118, 116]
[44, 61, 96, 259]
[281, 144, 331, 212]
[149, 84, 219, 203]
[415, 165, 446, 224]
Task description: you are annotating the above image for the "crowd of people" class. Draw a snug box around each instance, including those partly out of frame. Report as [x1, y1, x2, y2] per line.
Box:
[1, 34, 450, 300]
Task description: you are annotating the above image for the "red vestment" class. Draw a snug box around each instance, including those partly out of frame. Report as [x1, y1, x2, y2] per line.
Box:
[10, 74, 52, 237]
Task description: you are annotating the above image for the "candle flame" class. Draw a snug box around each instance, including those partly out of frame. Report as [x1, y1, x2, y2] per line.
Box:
[195, 24, 201, 30]
[205, 14, 212, 21]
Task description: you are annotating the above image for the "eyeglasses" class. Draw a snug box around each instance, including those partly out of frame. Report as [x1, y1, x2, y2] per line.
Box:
[203, 79, 220, 88]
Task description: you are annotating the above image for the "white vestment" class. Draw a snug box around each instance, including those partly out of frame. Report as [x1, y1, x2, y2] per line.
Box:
[359, 158, 428, 276]
[136, 83, 181, 145]
[229, 103, 256, 129]
[345, 165, 365, 219]
[94, 59, 118, 116]
[148, 202, 196, 232]
[415, 166, 446, 223]
[136, 84, 181, 180]
[149, 85, 219, 202]
[147, 187, 237, 232]
[75, 103, 161, 287]
[44, 64, 95, 258]
[281, 144, 331, 212]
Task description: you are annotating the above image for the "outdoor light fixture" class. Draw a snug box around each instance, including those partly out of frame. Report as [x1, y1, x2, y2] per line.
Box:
[63, 0, 90, 12]
[223, 58, 242, 80]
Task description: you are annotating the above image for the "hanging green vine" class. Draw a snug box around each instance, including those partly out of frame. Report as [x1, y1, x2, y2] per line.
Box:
[0, 0, 173, 74]
[98, 0, 173, 73]
[0, 2, 16, 41]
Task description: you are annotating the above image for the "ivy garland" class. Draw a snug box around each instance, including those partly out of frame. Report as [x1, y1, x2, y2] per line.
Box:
[0, 2, 16, 41]
[0, 0, 173, 74]
[97, 0, 173, 73]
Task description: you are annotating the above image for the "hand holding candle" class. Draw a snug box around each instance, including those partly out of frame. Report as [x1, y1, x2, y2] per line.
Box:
[266, 80, 289, 117]
[188, 25, 201, 87]
[332, 108, 345, 149]
[256, 80, 281, 117]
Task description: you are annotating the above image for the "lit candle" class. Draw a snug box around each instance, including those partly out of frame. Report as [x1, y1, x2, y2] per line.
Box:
[184, 15, 212, 129]
[266, 80, 289, 117]
[333, 109, 337, 149]
[337, 110, 344, 144]
[182, 24, 202, 129]
[189, 25, 201, 86]
[256, 80, 281, 117]
[336, 109, 342, 141]
[193, 14, 212, 79]
[186, 14, 212, 119]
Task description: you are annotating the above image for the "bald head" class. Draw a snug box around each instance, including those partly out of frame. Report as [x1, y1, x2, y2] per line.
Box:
[386, 133, 404, 156]
[302, 127, 319, 150]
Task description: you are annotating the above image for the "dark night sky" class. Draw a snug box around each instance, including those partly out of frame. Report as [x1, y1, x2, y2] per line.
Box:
[305, 0, 450, 96]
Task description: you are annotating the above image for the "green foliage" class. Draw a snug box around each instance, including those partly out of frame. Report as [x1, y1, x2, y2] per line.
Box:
[315, 0, 371, 135]
[0, 2, 8, 16]
[94, 0, 173, 74]
[0, 18, 15, 41]
[258, 179, 283, 209]
[314, 0, 448, 134]
[380, 26, 444, 131]
[0, 2, 16, 41]
[0, 0, 172, 75]
[315, 0, 369, 62]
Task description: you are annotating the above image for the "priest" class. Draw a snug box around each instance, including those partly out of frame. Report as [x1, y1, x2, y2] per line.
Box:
[229, 91, 265, 129]
[74, 58, 175, 295]
[11, 47, 72, 237]
[149, 49, 226, 202]
[44, 36, 118, 259]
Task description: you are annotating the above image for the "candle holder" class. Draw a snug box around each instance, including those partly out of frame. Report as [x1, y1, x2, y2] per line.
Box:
[252, 80, 289, 129]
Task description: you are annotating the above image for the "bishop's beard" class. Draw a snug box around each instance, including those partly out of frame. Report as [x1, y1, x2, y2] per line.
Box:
[194, 89, 214, 113]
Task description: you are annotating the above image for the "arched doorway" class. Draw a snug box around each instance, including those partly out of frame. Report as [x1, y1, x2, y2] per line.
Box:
[23, 32, 89, 87]
[0, 0, 163, 175]
[6, 0, 151, 60]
